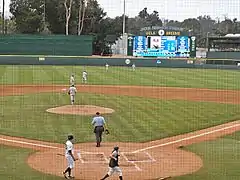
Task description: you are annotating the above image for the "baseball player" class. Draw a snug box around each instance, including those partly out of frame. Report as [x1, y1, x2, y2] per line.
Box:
[100, 146, 123, 180]
[68, 85, 77, 105]
[63, 135, 78, 179]
[92, 112, 107, 147]
[132, 63, 136, 71]
[70, 74, 75, 86]
[82, 70, 87, 84]
[105, 63, 109, 71]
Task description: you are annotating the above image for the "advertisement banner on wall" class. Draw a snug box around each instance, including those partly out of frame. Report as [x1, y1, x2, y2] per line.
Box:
[190, 36, 197, 58]
[133, 36, 147, 56]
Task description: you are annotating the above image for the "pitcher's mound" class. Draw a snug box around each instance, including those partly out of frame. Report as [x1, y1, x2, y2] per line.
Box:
[46, 105, 114, 115]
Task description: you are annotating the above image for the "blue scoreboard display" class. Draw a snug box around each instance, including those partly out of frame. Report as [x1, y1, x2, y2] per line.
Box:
[133, 36, 190, 57]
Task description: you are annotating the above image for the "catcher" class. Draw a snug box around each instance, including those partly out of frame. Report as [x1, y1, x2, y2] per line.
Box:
[91, 112, 109, 147]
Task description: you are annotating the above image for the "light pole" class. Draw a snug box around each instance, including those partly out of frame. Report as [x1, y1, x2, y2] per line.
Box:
[206, 32, 210, 51]
[122, 0, 126, 34]
[2, 0, 5, 34]
[122, 0, 127, 56]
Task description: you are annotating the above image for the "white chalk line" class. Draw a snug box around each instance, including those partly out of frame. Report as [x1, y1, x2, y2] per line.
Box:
[132, 123, 240, 153]
[121, 153, 142, 172]
[77, 152, 84, 163]
[0, 138, 59, 149]
[122, 152, 156, 163]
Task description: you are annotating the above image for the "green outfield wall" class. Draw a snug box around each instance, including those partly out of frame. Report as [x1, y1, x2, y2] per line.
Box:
[0, 55, 239, 70]
[207, 52, 240, 59]
[0, 35, 93, 56]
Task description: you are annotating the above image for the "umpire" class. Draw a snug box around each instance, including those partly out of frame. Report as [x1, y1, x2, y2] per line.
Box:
[91, 112, 107, 147]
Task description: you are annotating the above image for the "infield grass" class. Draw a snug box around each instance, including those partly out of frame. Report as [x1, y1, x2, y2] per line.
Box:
[0, 92, 239, 143]
[0, 65, 240, 89]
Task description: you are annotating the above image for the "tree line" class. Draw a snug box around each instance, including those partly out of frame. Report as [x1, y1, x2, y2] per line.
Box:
[1, 0, 240, 53]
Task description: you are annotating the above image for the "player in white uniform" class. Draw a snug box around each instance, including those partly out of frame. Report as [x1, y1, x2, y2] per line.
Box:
[105, 63, 109, 71]
[82, 71, 87, 83]
[70, 75, 75, 86]
[132, 63, 136, 71]
[68, 85, 77, 105]
[63, 135, 77, 179]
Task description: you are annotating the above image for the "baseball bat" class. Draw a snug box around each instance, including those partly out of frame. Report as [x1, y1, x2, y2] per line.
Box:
[56, 153, 79, 161]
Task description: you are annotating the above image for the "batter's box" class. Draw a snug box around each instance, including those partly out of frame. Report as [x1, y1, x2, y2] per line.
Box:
[122, 152, 156, 163]
[78, 152, 108, 163]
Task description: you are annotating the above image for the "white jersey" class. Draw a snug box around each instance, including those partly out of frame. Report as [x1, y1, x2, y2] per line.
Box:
[65, 140, 74, 157]
[70, 76, 75, 84]
[69, 86, 77, 95]
[82, 71, 87, 78]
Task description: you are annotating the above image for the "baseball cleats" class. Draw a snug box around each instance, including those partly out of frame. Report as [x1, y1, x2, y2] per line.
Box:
[63, 172, 69, 179]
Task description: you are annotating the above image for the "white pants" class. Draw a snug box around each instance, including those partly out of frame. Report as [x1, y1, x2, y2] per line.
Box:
[70, 95, 75, 104]
[66, 155, 75, 169]
[82, 76, 87, 82]
[107, 166, 122, 176]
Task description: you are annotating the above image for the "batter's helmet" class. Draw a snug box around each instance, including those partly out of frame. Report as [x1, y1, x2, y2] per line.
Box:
[114, 146, 119, 151]
[68, 134, 74, 140]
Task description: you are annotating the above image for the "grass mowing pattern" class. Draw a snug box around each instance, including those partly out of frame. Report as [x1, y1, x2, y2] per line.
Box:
[0, 65, 240, 89]
[0, 92, 239, 143]
[0, 145, 59, 180]
[173, 133, 240, 180]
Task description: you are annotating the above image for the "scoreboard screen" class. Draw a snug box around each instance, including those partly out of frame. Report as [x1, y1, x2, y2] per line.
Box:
[133, 36, 190, 57]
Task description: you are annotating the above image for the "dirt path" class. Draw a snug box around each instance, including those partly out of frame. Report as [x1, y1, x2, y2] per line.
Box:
[0, 85, 240, 180]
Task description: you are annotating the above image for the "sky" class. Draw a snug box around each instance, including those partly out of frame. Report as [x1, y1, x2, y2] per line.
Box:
[3, 0, 240, 21]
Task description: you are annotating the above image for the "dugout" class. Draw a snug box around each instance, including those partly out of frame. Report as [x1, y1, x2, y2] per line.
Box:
[206, 35, 240, 62]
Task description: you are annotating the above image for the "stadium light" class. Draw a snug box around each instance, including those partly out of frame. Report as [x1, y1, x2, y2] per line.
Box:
[122, 0, 126, 35]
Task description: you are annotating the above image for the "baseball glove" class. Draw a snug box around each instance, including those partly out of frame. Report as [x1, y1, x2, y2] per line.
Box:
[105, 129, 110, 135]
[68, 91, 70, 95]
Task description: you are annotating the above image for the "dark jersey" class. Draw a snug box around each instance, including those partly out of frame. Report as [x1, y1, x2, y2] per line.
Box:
[109, 150, 119, 167]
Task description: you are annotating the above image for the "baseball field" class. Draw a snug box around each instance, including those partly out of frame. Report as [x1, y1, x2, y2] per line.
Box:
[0, 65, 240, 180]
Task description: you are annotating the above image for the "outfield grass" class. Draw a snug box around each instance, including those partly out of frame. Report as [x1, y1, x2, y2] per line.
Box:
[0, 145, 60, 180]
[0, 92, 239, 143]
[173, 132, 240, 180]
[0, 65, 240, 89]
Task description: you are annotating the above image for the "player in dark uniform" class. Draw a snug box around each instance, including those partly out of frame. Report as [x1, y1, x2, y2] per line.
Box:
[100, 146, 123, 180]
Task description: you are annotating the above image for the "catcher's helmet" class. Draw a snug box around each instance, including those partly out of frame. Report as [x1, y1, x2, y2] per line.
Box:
[68, 134, 74, 140]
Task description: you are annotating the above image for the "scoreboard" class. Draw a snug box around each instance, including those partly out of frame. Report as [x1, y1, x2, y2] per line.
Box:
[133, 36, 191, 57]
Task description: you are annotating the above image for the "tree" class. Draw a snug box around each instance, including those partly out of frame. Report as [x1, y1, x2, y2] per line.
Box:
[147, 10, 162, 26]
[219, 18, 233, 35]
[166, 20, 181, 27]
[2, 0, 5, 34]
[64, 0, 73, 35]
[181, 18, 201, 35]
[10, 0, 44, 33]
[77, 0, 87, 35]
